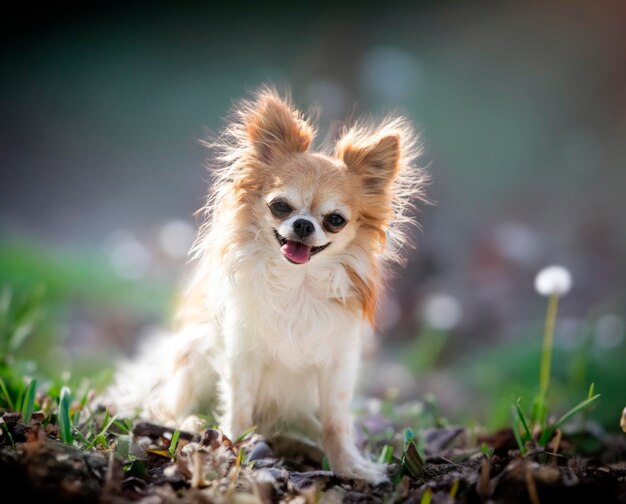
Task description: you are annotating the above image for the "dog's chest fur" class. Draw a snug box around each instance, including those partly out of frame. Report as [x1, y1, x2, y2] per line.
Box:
[227, 254, 362, 370]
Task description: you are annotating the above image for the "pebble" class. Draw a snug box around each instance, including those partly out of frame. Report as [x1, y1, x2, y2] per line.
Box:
[247, 441, 273, 461]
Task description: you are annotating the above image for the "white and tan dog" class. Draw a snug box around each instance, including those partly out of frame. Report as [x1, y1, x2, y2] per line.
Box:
[109, 88, 427, 483]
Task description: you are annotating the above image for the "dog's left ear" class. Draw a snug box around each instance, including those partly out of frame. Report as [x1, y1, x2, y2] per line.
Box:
[336, 132, 401, 193]
[245, 90, 313, 162]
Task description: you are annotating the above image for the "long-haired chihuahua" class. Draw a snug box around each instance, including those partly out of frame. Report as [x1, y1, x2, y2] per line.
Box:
[109, 88, 427, 483]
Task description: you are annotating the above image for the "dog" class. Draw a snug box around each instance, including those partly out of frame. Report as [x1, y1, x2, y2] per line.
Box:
[108, 88, 427, 484]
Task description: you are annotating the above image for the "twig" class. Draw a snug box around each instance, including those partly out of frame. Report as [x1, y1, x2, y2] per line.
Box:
[191, 450, 208, 489]
[550, 428, 562, 464]
[525, 463, 540, 504]
[477, 456, 491, 500]
[100, 440, 118, 504]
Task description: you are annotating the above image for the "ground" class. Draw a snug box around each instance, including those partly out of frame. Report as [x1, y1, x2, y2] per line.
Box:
[2, 404, 625, 503]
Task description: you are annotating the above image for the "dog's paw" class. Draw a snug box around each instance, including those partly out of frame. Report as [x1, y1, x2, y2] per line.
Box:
[180, 415, 206, 433]
[334, 457, 390, 485]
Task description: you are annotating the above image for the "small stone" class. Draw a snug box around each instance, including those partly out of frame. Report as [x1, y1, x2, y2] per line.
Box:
[2, 412, 21, 424]
[534, 465, 561, 484]
[31, 411, 46, 422]
[247, 441, 273, 462]
[201, 429, 221, 448]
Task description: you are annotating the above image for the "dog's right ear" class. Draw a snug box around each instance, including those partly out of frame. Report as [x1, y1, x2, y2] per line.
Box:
[244, 90, 313, 163]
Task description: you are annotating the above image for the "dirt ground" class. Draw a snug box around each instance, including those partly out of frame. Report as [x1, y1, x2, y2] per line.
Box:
[2, 411, 626, 503]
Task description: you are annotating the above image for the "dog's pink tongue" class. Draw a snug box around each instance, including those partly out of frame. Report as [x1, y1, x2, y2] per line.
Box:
[281, 240, 311, 264]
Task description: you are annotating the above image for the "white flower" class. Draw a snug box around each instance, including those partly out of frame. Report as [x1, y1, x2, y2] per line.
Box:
[621, 406, 626, 432]
[534, 265, 572, 297]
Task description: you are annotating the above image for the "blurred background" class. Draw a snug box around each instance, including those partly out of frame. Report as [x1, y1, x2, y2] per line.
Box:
[1, 1, 625, 432]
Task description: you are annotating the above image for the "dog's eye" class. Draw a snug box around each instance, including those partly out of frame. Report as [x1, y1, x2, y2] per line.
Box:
[269, 200, 292, 217]
[324, 213, 347, 232]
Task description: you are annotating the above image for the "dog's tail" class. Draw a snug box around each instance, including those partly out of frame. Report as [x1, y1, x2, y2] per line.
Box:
[100, 324, 218, 427]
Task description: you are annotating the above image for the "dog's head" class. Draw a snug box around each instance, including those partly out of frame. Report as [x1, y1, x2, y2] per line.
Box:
[203, 88, 427, 320]
[219, 89, 425, 265]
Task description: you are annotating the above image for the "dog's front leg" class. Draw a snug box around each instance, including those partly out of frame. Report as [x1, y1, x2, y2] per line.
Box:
[220, 356, 261, 440]
[319, 352, 389, 485]
[219, 314, 261, 440]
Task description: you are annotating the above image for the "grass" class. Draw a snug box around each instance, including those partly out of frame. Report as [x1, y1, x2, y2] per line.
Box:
[378, 444, 394, 464]
[58, 386, 73, 445]
[19, 378, 36, 424]
[168, 429, 181, 458]
[400, 428, 425, 478]
[0, 284, 134, 451]
[0, 377, 13, 411]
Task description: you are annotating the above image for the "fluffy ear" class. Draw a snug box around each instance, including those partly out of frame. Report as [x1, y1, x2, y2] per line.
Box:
[334, 117, 427, 252]
[338, 133, 401, 192]
[245, 90, 313, 162]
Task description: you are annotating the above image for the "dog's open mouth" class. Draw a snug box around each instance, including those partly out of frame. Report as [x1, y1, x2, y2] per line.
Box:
[274, 230, 330, 264]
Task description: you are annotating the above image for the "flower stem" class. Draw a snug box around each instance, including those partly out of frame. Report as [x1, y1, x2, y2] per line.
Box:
[539, 293, 559, 399]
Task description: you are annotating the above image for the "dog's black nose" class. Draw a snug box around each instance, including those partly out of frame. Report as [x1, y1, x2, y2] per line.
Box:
[293, 219, 314, 239]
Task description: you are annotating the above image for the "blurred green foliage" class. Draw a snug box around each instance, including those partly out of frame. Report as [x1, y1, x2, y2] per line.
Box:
[0, 239, 173, 380]
[397, 318, 624, 433]
[0, 241, 171, 315]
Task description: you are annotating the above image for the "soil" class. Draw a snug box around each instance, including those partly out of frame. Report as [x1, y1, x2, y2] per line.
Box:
[1, 412, 625, 503]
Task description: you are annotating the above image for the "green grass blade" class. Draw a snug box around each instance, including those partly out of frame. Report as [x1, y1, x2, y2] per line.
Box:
[552, 394, 601, 431]
[20, 379, 36, 423]
[540, 394, 601, 446]
[402, 440, 425, 477]
[1, 423, 15, 451]
[378, 444, 394, 464]
[102, 407, 110, 430]
[168, 429, 181, 457]
[0, 376, 14, 411]
[449, 478, 460, 498]
[113, 419, 131, 434]
[322, 456, 331, 471]
[85, 411, 119, 450]
[401, 427, 425, 477]
[480, 443, 494, 457]
[93, 434, 108, 449]
[58, 386, 73, 444]
[514, 399, 532, 444]
[15, 386, 25, 414]
[587, 382, 595, 400]
[73, 429, 90, 446]
[532, 392, 547, 430]
[582, 382, 596, 428]
[79, 383, 92, 409]
[511, 406, 527, 455]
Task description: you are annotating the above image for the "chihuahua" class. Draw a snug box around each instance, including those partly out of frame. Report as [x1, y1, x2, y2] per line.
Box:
[109, 88, 427, 483]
